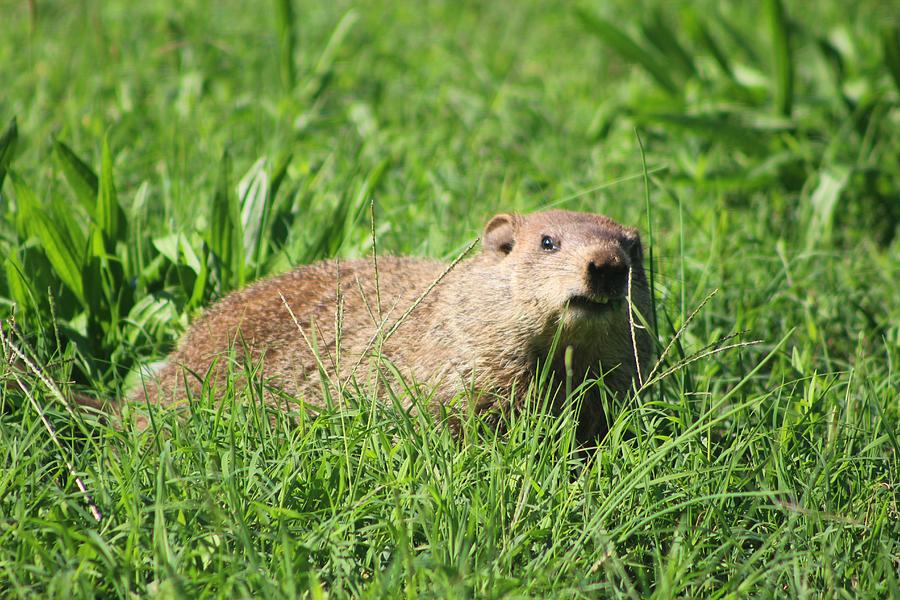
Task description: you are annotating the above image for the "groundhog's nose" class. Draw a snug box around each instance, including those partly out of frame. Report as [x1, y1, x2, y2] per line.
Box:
[586, 248, 629, 298]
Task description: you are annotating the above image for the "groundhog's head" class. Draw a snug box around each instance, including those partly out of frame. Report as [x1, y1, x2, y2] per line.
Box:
[481, 209, 649, 331]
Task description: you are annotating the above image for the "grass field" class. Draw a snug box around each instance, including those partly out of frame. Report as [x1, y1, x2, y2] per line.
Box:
[1, 0, 899, 596]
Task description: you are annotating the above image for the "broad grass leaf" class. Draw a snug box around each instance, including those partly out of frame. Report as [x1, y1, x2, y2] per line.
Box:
[71, 137, 131, 338]
[52, 199, 90, 270]
[153, 233, 181, 265]
[815, 36, 850, 106]
[342, 157, 389, 246]
[298, 161, 386, 263]
[128, 181, 151, 284]
[0, 117, 17, 189]
[634, 112, 783, 152]
[258, 152, 295, 268]
[10, 172, 86, 303]
[3, 249, 34, 311]
[152, 233, 203, 274]
[97, 135, 126, 248]
[765, 0, 794, 116]
[305, 10, 359, 101]
[275, 0, 297, 90]
[124, 293, 179, 345]
[84, 231, 111, 332]
[331, 158, 387, 258]
[807, 167, 849, 248]
[695, 21, 735, 82]
[208, 151, 244, 290]
[179, 235, 204, 275]
[713, 11, 763, 67]
[882, 26, 900, 93]
[640, 10, 697, 81]
[152, 232, 206, 307]
[576, 8, 678, 96]
[239, 157, 270, 266]
[189, 242, 209, 308]
[53, 139, 98, 217]
[269, 152, 291, 202]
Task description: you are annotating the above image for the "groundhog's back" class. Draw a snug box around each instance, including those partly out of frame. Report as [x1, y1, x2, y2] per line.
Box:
[134, 257, 447, 409]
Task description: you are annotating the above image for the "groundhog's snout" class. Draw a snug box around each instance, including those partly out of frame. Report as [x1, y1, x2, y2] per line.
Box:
[585, 245, 629, 299]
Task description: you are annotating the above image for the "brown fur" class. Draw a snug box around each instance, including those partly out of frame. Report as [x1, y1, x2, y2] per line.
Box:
[131, 210, 654, 442]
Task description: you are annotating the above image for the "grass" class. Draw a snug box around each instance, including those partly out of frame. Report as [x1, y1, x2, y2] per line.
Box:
[1, 0, 898, 596]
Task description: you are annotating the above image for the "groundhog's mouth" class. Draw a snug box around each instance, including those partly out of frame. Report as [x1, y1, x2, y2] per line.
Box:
[565, 294, 623, 316]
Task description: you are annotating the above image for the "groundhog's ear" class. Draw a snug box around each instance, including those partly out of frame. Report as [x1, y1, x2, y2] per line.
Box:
[622, 228, 643, 261]
[482, 214, 519, 256]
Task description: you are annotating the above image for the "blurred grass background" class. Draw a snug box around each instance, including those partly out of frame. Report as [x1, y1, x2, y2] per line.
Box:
[0, 0, 898, 596]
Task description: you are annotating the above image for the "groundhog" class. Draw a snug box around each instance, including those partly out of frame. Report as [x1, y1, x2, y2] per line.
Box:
[131, 209, 654, 442]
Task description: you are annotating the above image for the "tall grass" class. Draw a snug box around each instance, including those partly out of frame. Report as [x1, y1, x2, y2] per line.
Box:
[0, 0, 898, 596]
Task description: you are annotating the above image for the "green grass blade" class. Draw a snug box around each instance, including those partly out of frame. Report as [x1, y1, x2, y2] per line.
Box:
[634, 112, 772, 152]
[208, 151, 244, 291]
[84, 231, 110, 331]
[815, 36, 848, 105]
[250, 152, 292, 270]
[53, 139, 99, 217]
[640, 10, 697, 81]
[806, 167, 849, 249]
[96, 135, 126, 248]
[712, 10, 763, 67]
[189, 242, 209, 308]
[1, 3, 897, 595]
[268, 152, 291, 213]
[302, 10, 359, 102]
[695, 20, 735, 82]
[3, 250, 35, 312]
[765, 0, 794, 116]
[882, 26, 900, 93]
[334, 159, 388, 257]
[0, 116, 17, 189]
[239, 158, 270, 269]
[274, 0, 297, 90]
[259, 152, 295, 260]
[575, 8, 678, 95]
[312, 10, 358, 82]
[10, 172, 86, 304]
[636, 130, 658, 353]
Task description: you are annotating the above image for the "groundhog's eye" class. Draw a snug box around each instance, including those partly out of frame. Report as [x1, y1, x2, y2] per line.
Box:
[540, 235, 559, 252]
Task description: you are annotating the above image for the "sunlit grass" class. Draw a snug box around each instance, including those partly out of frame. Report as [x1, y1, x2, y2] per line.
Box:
[0, 0, 898, 596]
